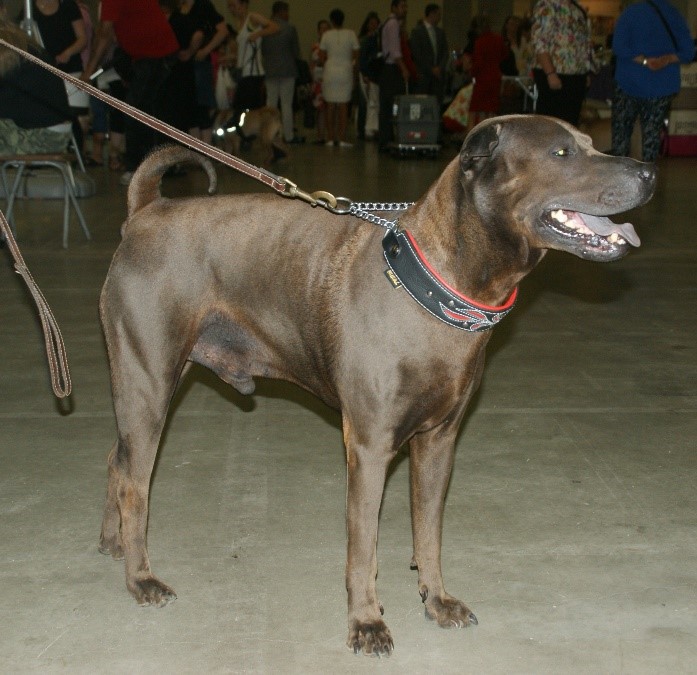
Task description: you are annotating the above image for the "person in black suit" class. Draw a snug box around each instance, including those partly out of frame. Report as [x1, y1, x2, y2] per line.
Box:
[408, 3, 448, 104]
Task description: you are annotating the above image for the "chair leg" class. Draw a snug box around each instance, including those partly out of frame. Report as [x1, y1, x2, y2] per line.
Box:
[63, 162, 91, 244]
[62, 171, 71, 249]
[0, 163, 13, 235]
[70, 131, 86, 173]
[4, 163, 26, 237]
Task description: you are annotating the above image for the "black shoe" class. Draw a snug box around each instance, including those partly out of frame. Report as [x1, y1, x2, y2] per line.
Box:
[288, 136, 305, 144]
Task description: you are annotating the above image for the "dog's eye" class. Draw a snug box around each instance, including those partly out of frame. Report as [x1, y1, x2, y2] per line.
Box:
[552, 148, 575, 158]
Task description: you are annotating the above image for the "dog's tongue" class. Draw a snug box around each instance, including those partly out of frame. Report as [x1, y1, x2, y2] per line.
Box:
[580, 214, 641, 247]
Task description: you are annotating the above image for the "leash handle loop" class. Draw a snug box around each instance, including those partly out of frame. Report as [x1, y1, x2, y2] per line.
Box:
[1, 211, 72, 398]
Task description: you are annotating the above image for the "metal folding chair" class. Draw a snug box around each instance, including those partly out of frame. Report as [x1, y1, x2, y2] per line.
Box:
[0, 151, 91, 248]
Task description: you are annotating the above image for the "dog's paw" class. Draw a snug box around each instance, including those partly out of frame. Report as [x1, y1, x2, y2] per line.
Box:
[98, 535, 124, 560]
[129, 576, 177, 608]
[424, 594, 478, 629]
[347, 619, 394, 657]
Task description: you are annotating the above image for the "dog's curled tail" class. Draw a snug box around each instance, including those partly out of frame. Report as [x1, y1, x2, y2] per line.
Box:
[126, 145, 217, 218]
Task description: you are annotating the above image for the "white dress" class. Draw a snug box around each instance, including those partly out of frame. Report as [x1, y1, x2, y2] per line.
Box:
[319, 28, 359, 103]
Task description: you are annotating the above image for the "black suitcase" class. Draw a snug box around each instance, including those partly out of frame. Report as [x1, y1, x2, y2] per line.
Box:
[391, 94, 440, 155]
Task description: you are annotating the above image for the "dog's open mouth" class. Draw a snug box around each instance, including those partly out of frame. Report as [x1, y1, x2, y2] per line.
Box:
[545, 209, 641, 250]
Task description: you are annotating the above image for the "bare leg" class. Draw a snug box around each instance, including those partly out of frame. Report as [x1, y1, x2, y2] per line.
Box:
[326, 103, 337, 143]
[337, 102, 348, 143]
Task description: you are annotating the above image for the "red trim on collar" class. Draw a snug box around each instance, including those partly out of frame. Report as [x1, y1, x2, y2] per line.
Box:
[403, 230, 519, 312]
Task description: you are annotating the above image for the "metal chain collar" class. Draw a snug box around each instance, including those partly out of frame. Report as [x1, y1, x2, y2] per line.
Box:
[309, 197, 415, 230]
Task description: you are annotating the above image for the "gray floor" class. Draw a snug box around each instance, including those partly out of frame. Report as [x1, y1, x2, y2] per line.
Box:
[1, 139, 695, 674]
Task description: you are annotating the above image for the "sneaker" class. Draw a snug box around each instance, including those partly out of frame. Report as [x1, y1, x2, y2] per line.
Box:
[338, 141, 353, 148]
[325, 140, 335, 147]
[119, 171, 134, 186]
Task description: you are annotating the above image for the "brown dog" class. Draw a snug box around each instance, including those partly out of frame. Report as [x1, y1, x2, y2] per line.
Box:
[215, 106, 288, 165]
[99, 116, 655, 656]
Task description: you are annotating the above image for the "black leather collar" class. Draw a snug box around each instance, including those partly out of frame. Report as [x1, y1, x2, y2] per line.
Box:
[382, 229, 518, 332]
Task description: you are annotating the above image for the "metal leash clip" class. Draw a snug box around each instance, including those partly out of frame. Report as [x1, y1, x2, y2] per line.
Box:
[280, 178, 341, 211]
[279, 179, 355, 216]
[316, 196, 353, 215]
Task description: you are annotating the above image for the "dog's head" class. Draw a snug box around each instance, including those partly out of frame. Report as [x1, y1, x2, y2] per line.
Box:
[459, 115, 656, 262]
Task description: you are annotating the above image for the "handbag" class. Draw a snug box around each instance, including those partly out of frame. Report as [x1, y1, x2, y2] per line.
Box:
[442, 83, 473, 132]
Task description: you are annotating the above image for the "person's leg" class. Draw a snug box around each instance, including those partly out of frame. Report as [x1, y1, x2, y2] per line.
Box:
[0, 119, 71, 155]
[90, 97, 108, 164]
[357, 77, 368, 140]
[316, 104, 327, 143]
[638, 95, 671, 162]
[611, 85, 640, 158]
[265, 77, 280, 110]
[337, 102, 349, 143]
[563, 75, 587, 128]
[533, 71, 586, 126]
[279, 76, 296, 142]
[326, 102, 337, 143]
[107, 80, 127, 170]
[124, 57, 173, 171]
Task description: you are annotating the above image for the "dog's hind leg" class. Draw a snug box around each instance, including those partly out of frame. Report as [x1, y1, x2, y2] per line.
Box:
[100, 306, 190, 607]
[99, 441, 124, 560]
[409, 419, 478, 629]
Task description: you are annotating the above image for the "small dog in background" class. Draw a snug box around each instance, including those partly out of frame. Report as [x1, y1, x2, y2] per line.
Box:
[214, 107, 288, 165]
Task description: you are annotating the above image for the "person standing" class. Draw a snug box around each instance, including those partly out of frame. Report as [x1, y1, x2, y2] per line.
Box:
[82, 0, 179, 184]
[160, 0, 202, 135]
[262, 1, 302, 144]
[408, 3, 448, 104]
[378, 0, 409, 152]
[611, 0, 693, 162]
[309, 18, 330, 144]
[467, 14, 509, 130]
[319, 8, 359, 147]
[227, 0, 279, 121]
[531, 0, 592, 126]
[180, 0, 229, 145]
[357, 11, 380, 140]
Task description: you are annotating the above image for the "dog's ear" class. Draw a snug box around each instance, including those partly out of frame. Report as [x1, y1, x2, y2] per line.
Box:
[460, 122, 501, 174]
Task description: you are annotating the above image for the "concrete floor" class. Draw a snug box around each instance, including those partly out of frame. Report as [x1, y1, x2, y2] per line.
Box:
[1, 139, 695, 674]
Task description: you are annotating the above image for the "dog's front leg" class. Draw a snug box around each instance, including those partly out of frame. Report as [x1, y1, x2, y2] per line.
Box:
[409, 424, 478, 629]
[344, 425, 397, 656]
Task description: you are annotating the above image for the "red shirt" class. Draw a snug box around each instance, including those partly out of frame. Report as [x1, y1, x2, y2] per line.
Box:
[100, 0, 178, 60]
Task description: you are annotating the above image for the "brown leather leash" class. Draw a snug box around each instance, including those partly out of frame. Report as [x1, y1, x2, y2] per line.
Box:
[0, 37, 356, 399]
[1, 210, 71, 397]
[0, 37, 342, 210]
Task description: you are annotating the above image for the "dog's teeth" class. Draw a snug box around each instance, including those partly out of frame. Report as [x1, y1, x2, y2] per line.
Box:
[551, 209, 568, 223]
[608, 233, 618, 243]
